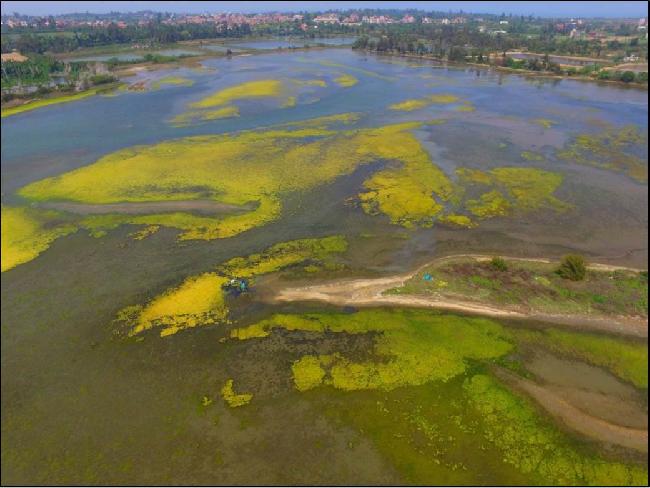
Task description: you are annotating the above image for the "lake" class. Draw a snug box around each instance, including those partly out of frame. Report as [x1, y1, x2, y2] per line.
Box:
[1, 47, 648, 485]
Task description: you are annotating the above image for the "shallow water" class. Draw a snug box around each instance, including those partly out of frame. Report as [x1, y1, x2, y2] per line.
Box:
[1, 47, 648, 485]
[68, 49, 203, 62]
[229, 37, 357, 50]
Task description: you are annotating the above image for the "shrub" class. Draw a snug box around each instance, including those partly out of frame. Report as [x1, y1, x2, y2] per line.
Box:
[89, 74, 117, 85]
[490, 256, 508, 272]
[556, 254, 587, 281]
[620, 71, 636, 83]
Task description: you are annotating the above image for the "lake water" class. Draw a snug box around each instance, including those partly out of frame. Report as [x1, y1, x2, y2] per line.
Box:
[1, 47, 648, 485]
[69, 49, 203, 62]
[229, 37, 357, 50]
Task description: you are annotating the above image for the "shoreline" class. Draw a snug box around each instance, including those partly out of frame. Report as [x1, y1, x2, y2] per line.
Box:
[1, 81, 124, 118]
[359, 49, 648, 90]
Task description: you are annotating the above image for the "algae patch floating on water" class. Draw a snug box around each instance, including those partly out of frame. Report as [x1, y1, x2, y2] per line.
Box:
[125, 272, 230, 338]
[221, 379, 252, 407]
[172, 79, 291, 125]
[150, 76, 195, 90]
[557, 125, 647, 182]
[389, 94, 461, 112]
[117, 235, 348, 337]
[13, 122, 442, 260]
[333, 74, 358, 87]
[10, 119, 572, 269]
[231, 309, 513, 391]
[1, 206, 77, 272]
[228, 308, 648, 485]
[456, 167, 570, 220]
[190, 79, 284, 108]
[464, 374, 647, 486]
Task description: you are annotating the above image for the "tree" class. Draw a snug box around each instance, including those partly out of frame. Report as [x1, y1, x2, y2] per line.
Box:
[556, 255, 587, 281]
[620, 71, 635, 83]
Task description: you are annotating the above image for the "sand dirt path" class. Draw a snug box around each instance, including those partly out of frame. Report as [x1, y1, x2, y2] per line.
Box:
[270, 254, 648, 337]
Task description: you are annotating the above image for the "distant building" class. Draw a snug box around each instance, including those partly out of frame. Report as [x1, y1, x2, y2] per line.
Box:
[313, 13, 340, 24]
[362, 15, 394, 24]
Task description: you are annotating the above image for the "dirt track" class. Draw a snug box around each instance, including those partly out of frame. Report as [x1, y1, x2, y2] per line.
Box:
[270, 254, 648, 337]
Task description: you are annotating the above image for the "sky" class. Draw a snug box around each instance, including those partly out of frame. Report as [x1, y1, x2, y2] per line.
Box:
[1, 1, 648, 18]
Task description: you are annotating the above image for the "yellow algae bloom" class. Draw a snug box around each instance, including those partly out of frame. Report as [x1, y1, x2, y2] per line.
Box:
[465, 190, 511, 218]
[428, 94, 460, 104]
[221, 379, 252, 407]
[170, 105, 240, 126]
[389, 94, 461, 111]
[150, 76, 194, 89]
[1, 206, 77, 272]
[13, 120, 569, 269]
[291, 78, 327, 88]
[438, 214, 475, 228]
[17, 122, 446, 251]
[121, 235, 347, 338]
[357, 124, 454, 228]
[233, 310, 513, 392]
[389, 99, 431, 111]
[533, 118, 555, 129]
[218, 235, 347, 278]
[300, 58, 394, 81]
[173, 79, 285, 124]
[200, 106, 240, 120]
[281, 96, 297, 108]
[333, 74, 358, 87]
[190, 79, 284, 108]
[457, 167, 569, 215]
[557, 125, 647, 182]
[129, 225, 160, 240]
[292, 355, 334, 391]
[520, 151, 544, 161]
[1, 86, 116, 118]
[491, 167, 568, 211]
[456, 168, 492, 185]
[277, 112, 361, 130]
[455, 103, 476, 112]
[231, 313, 337, 341]
[128, 272, 229, 337]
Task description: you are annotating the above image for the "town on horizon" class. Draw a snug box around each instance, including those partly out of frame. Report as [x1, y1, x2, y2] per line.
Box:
[1, 7, 648, 32]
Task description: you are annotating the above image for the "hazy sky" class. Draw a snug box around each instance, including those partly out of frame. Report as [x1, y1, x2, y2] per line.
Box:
[1, 1, 648, 18]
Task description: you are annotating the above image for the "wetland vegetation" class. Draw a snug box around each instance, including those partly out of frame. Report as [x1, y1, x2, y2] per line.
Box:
[1, 34, 648, 486]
